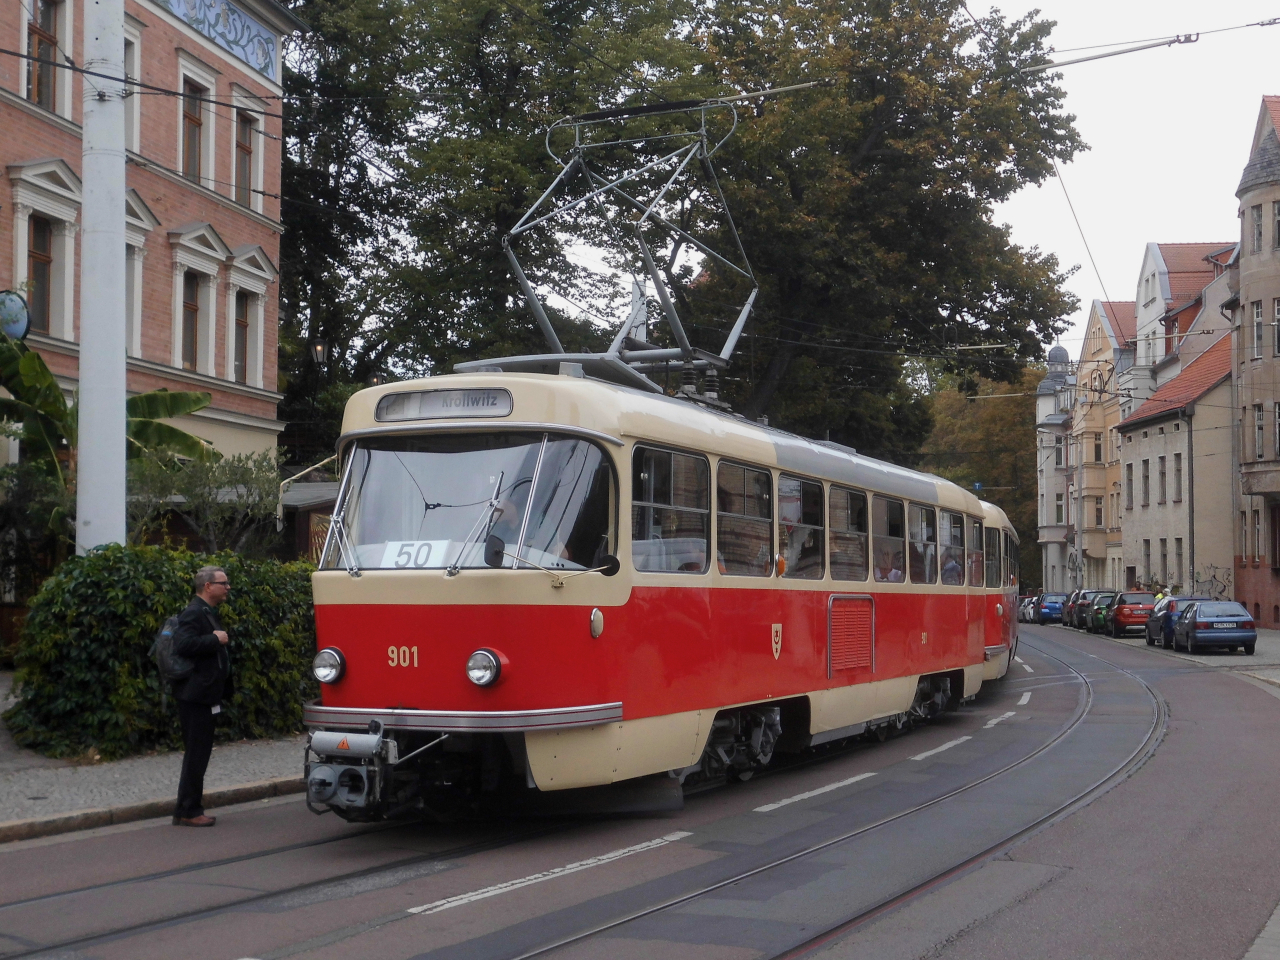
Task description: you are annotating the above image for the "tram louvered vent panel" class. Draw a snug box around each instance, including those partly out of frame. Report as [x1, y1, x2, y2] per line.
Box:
[830, 598, 873, 670]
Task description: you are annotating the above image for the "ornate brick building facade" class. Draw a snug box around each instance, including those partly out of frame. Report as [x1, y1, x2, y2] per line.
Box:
[2, 0, 303, 455]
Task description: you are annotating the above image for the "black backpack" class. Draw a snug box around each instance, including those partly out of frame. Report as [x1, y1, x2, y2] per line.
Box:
[149, 615, 195, 682]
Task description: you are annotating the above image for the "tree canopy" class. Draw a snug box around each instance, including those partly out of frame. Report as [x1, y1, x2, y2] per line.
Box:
[279, 0, 1082, 464]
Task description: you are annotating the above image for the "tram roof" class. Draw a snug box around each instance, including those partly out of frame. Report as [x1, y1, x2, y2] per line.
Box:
[338, 371, 1006, 522]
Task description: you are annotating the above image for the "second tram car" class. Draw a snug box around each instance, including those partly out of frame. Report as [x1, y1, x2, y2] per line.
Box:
[304, 371, 1018, 818]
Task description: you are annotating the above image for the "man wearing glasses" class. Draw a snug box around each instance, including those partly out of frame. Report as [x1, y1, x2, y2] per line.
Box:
[171, 566, 234, 827]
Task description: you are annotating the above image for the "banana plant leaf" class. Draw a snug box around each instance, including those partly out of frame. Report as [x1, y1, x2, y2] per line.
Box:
[126, 417, 217, 462]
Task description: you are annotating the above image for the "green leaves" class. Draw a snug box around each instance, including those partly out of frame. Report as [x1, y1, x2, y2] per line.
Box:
[125, 389, 217, 462]
[3, 544, 319, 759]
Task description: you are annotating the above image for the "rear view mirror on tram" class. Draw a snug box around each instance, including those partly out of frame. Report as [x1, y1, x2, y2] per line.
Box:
[485, 535, 505, 569]
[598, 555, 621, 577]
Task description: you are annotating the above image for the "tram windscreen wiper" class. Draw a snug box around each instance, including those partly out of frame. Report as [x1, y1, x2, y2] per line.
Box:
[446, 472, 504, 577]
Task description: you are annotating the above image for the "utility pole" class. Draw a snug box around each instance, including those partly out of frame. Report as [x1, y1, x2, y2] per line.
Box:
[76, 0, 128, 552]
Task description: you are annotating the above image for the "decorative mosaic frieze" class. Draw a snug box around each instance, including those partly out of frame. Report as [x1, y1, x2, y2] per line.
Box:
[160, 0, 279, 82]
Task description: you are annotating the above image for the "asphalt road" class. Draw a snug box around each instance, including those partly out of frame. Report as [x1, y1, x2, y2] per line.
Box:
[0, 625, 1275, 960]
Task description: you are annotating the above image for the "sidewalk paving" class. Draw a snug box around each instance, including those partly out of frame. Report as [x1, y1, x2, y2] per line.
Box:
[1087, 623, 1280, 686]
[0, 671, 305, 839]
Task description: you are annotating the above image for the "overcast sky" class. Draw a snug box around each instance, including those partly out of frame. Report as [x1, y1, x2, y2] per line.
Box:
[990, 0, 1280, 357]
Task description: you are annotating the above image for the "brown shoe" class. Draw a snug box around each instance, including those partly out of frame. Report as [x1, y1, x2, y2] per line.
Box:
[174, 814, 216, 827]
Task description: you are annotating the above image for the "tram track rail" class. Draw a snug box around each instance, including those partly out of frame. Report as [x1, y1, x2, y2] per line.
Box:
[508, 631, 1165, 960]
[0, 632, 1162, 960]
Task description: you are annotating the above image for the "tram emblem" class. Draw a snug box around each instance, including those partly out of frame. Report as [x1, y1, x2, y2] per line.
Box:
[772, 624, 782, 660]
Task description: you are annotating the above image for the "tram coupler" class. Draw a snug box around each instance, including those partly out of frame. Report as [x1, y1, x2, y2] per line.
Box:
[305, 720, 398, 814]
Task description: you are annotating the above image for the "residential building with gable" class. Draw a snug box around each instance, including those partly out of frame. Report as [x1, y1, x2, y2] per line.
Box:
[1069, 299, 1135, 591]
[1118, 336, 1234, 595]
[1, 0, 304, 457]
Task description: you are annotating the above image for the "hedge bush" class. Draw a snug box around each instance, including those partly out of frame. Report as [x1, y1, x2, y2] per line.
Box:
[3, 544, 319, 759]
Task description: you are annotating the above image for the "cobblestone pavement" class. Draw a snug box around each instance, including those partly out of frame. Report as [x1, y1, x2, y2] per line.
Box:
[0, 671, 305, 823]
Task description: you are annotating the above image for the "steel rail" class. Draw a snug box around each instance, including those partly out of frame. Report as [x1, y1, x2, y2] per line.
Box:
[507, 632, 1162, 960]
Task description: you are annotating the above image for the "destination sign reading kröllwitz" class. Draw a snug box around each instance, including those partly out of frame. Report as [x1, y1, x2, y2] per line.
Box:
[375, 388, 514, 422]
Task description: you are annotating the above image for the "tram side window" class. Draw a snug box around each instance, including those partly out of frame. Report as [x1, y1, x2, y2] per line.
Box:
[717, 461, 773, 576]
[779, 475, 824, 579]
[985, 526, 1002, 588]
[829, 486, 869, 581]
[968, 517, 984, 586]
[940, 511, 965, 585]
[872, 496, 906, 583]
[632, 446, 710, 573]
[908, 504, 938, 584]
[1005, 532, 1019, 587]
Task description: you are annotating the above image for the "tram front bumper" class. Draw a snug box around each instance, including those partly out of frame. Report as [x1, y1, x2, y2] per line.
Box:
[303, 701, 624, 733]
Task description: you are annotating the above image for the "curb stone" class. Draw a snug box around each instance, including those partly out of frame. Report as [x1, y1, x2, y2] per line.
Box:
[0, 776, 305, 844]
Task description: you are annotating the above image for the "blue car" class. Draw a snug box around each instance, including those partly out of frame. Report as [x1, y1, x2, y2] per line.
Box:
[1173, 601, 1257, 655]
[1037, 593, 1068, 624]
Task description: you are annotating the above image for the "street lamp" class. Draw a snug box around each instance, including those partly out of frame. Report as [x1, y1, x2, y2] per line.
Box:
[310, 339, 328, 365]
[368, 370, 387, 386]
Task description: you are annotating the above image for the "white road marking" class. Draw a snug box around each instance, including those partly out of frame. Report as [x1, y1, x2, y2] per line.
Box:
[1018, 692, 1031, 706]
[754, 772, 877, 813]
[911, 736, 973, 761]
[984, 711, 1016, 728]
[406, 831, 693, 916]
[1014, 656, 1025, 663]
[1021, 662, 1034, 672]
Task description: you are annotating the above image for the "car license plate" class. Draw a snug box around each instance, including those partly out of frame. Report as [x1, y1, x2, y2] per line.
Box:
[1213, 622, 1234, 628]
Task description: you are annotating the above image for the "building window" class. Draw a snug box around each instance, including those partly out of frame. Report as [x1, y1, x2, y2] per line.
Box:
[1158, 456, 1166, 503]
[26, 215, 53, 335]
[1054, 435, 1063, 467]
[1055, 493, 1064, 525]
[182, 271, 200, 371]
[1257, 404, 1266, 461]
[1125, 463, 1133, 510]
[1242, 511, 1249, 560]
[1253, 204, 1264, 254]
[1175, 538, 1183, 585]
[1255, 509, 1263, 562]
[1274, 300, 1280, 357]
[1143, 539, 1151, 581]
[123, 36, 140, 152]
[1094, 433, 1103, 462]
[1173, 452, 1182, 501]
[1255, 301, 1265, 358]
[1141, 459, 1150, 505]
[26, 0, 57, 111]
[233, 291, 249, 383]
[182, 81, 205, 182]
[1095, 496, 1103, 527]
[1160, 538, 1168, 583]
[235, 113, 255, 207]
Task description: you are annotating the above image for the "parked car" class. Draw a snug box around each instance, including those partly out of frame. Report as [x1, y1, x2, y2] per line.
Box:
[1172, 601, 1256, 655]
[1037, 593, 1068, 624]
[1144, 596, 1211, 648]
[1069, 589, 1107, 629]
[1084, 592, 1117, 633]
[1104, 591, 1157, 636]
[1018, 595, 1035, 622]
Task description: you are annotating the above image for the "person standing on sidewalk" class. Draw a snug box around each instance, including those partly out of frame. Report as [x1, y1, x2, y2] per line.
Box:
[171, 566, 233, 827]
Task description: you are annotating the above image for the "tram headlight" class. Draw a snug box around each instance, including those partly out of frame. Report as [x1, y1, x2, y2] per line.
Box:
[466, 648, 502, 686]
[312, 647, 346, 684]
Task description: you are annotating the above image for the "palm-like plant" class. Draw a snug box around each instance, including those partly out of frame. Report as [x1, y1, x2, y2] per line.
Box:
[0, 333, 218, 494]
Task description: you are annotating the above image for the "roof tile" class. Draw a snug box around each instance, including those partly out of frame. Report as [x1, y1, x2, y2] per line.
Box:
[1101, 301, 1137, 343]
[1119, 335, 1232, 427]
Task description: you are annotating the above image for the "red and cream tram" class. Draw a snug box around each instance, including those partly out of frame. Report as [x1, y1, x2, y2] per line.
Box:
[303, 371, 1019, 818]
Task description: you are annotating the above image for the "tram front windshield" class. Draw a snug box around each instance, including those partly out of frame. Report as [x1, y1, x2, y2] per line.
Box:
[323, 432, 614, 571]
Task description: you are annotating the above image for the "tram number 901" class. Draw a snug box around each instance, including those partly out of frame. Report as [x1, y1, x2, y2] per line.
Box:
[388, 645, 419, 668]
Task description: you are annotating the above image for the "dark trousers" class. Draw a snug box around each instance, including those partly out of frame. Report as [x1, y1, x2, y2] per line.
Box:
[175, 699, 216, 819]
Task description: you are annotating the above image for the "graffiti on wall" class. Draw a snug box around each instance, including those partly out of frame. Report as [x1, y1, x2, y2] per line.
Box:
[1191, 565, 1233, 600]
[161, 0, 278, 82]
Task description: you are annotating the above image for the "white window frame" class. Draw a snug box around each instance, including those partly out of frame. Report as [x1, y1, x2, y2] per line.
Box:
[23, 0, 75, 119]
[229, 86, 267, 213]
[1255, 301, 1265, 359]
[8, 158, 80, 341]
[225, 244, 277, 387]
[124, 189, 158, 358]
[169, 222, 232, 375]
[1257, 404, 1266, 461]
[176, 52, 218, 192]
[123, 17, 143, 153]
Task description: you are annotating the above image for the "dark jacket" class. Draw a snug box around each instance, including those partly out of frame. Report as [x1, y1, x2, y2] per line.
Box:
[171, 596, 232, 706]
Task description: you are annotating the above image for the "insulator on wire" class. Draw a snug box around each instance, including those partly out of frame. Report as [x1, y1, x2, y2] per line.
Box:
[704, 368, 719, 400]
[680, 362, 697, 395]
